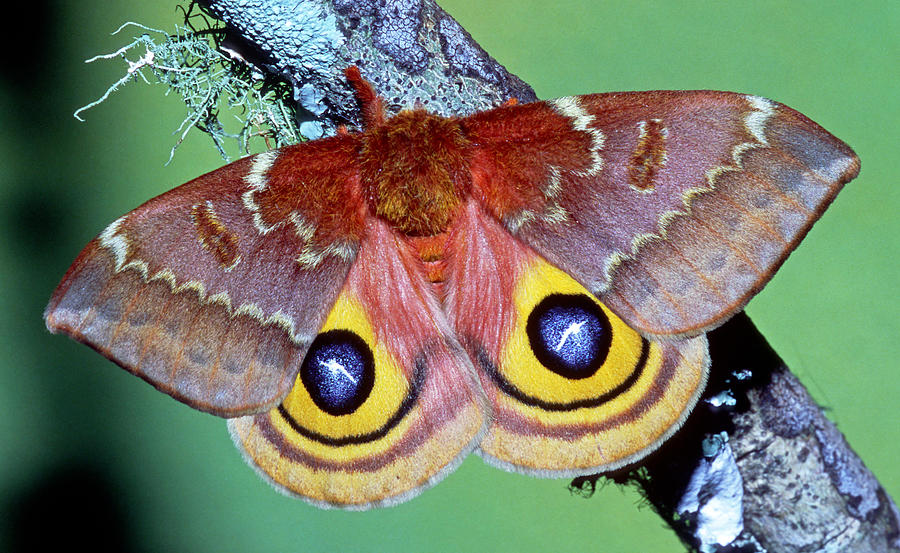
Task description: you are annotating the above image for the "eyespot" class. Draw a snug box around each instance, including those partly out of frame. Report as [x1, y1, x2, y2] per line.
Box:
[299, 329, 375, 416]
[526, 294, 612, 379]
[482, 257, 648, 410]
[277, 291, 417, 446]
[475, 252, 709, 473]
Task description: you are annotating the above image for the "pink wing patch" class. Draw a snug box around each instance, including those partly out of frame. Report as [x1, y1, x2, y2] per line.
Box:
[229, 217, 486, 508]
[443, 200, 708, 474]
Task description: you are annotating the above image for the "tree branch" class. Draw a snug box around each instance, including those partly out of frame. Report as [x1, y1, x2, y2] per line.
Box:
[191, 1, 899, 550]
[196, 0, 534, 138]
[594, 313, 900, 552]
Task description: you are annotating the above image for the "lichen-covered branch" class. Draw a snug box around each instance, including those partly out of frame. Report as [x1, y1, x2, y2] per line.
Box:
[72, 22, 303, 161]
[195, 0, 535, 138]
[187, 1, 899, 550]
[592, 313, 900, 552]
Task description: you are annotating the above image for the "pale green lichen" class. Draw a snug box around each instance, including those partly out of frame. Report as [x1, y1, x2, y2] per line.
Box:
[75, 22, 302, 164]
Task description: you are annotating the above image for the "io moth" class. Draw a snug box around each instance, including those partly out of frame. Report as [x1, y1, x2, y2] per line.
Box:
[45, 67, 859, 509]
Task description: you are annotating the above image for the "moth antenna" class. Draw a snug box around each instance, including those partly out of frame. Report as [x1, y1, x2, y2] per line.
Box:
[501, 97, 519, 107]
[345, 66, 385, 128]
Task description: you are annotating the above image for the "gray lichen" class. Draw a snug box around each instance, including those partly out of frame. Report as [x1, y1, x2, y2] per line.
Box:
[735, 368, 900, 552]
[677, 435, 745, 552]
[199, 0, 535, 136]
[336, 0, 428, 73]
[438, 16, 502, 84]
[73, 22, 302, 162]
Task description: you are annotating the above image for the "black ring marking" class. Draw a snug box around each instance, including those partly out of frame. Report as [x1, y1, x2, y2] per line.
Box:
[299, 330, 375, 416]
[277, 354, 427, 447]
[526, 294, 613, 379]
[475, 337, 650, 412]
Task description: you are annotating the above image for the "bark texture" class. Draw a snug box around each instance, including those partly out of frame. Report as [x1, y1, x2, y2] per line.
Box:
[586, 313, 900, 552]
[196, 0, 534, 137]
[193, 1, 899, 550]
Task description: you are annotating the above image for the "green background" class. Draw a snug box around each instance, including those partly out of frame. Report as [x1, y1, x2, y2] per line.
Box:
[1, 1, 896, 551]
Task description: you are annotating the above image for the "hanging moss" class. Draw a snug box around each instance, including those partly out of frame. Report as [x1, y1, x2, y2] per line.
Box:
[74, 20, 302, 163]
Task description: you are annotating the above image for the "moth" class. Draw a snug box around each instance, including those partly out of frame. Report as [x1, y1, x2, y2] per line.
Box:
[46, 67, 859, 509]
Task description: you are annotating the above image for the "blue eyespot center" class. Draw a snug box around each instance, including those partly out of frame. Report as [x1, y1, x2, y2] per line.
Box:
[526, 294, 612, 379]
[300, 330, 375, 416]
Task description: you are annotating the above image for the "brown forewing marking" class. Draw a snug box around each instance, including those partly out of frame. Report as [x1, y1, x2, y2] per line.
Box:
[191, 200, 241, 271]
[627, 119, 668, 192]
[97, 216, 312, 347]
[596, 95, 777, 295]
[506, 97, 607, 233]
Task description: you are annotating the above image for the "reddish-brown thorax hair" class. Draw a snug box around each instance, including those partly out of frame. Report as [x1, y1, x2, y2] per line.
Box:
[345, 67, 473, 237]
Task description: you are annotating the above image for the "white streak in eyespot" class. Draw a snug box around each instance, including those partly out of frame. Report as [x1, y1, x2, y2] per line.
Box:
[242, 150, 282, 234]
[597, 95, 776, 293]
[551, 96, 605, 177]
[554, 320, 586, 352]
[96, 218, 312, 347]
[321, 359, 357, 385]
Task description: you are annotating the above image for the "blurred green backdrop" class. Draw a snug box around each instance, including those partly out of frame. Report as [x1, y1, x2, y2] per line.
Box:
[1, 1, 896, 551]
